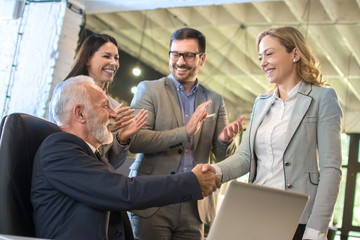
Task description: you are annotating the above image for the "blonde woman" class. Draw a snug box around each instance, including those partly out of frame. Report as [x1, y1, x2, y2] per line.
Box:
[204, 26, 342, 240]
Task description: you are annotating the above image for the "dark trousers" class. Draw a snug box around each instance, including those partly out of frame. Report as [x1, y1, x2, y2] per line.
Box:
[293, 224, 306, 240]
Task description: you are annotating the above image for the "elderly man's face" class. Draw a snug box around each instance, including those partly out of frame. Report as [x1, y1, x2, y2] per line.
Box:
[85, 85, 116, 145]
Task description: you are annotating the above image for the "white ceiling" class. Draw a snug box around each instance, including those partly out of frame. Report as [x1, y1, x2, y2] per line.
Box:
[74, 0, 360, 132]
[71, 0, 271, 13]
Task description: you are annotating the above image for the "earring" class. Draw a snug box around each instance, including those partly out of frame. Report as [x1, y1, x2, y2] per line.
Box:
[293, 59, 296, 63]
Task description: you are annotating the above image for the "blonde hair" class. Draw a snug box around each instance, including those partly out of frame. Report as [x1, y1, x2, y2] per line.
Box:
[256, 26, 326, 87]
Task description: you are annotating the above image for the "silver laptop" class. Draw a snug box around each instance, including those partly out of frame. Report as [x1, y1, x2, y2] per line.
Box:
[207, 181, 309, 240]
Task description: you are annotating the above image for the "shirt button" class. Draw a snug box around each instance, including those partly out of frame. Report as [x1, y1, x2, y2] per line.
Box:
[284, 162, 291, 166]
[287, 184, 293, 189]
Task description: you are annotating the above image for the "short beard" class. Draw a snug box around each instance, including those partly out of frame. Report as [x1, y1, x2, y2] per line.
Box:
[87, 110, 113, 145]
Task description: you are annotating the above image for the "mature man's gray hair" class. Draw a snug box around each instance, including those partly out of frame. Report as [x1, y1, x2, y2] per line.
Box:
[51, 75, 95, 126]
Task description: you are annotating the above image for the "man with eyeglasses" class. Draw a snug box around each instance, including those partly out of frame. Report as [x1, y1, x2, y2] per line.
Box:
[128, 27, 245, 240]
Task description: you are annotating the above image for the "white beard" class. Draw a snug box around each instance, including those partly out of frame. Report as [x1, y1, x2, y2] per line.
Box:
[87, 112, 113, 145]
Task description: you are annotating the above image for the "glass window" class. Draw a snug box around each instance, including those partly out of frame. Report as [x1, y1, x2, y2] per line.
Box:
[333, 231, 341, 240]
[333, 168, 347, 228]
[332, 134, 350, 228]
[237, 173, 249, 183]
[348, 231, 360, 239]
[342, 134, 350, 166]
[352, 173, 360, 226]
[358, 140, 360, 163]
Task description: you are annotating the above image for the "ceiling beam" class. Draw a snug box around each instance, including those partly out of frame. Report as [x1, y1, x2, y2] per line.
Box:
[284, 0, 360, 102]
[319, 0, 360, 72]
[74, 0, 274, 14]
[90, 11, 257, 105]
[190, 7, 267, 93]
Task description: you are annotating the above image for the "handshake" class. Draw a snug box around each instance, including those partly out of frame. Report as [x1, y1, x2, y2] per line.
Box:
[191, 164, 219, 197]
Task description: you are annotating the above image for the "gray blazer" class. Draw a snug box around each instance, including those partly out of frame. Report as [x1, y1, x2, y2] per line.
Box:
[129, 76, 237, 223]
[216, 82, 343, 233]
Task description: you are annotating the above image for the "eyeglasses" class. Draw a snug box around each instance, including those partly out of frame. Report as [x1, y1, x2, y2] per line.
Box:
[168, 51, 203, 62]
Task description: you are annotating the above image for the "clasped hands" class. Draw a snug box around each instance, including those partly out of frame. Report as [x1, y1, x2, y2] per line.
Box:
[191, 164, 220, 197]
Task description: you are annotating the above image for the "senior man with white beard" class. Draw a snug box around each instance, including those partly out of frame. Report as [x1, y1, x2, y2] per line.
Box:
[31, 75, 221, 240]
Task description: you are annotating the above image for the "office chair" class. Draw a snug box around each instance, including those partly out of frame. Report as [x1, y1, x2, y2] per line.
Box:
[0, 113, 61, 237]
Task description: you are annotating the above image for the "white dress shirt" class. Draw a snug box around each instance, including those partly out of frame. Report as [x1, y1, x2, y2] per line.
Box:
[252, 83, 299, 189]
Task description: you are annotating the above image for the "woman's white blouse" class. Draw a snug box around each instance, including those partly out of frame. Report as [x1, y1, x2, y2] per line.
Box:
[253, 82, 302, 189]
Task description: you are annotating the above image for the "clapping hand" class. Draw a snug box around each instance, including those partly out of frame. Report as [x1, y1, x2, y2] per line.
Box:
[116, 109, 148, 143]
[219, 115, 246, 143]
[109, 103, 135, 132]
[186, 100, 212, 138]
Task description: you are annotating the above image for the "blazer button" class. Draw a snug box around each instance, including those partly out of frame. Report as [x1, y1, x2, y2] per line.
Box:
[287, 184, 293, 189]
[170, 171, 176, 175]
[115, 230, 122, 237]
[284, 162, 291, 166]
[178, 149, 183, 154]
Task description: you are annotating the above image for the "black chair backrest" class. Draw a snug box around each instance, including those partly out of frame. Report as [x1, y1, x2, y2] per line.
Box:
[0, 113, 61, 237]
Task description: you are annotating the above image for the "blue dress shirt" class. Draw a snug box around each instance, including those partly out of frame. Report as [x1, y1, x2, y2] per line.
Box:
[171, 77, 199, 173]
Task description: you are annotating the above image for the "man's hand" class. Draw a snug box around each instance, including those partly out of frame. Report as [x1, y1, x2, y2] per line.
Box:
[192, 163, 221, 197]
[116, 109, 148, 143]
[219, 115, 246, 143]
[186, 100, 212, 138]
[109, 103, 135, 132]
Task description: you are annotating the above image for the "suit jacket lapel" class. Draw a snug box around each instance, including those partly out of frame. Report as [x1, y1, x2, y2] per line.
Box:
[284, 82, 313, 150]
[249, 95, 275, 151]
[164, 76, 184, 127]
[164, 76, 205, 151]
[193, 85, 207, 151]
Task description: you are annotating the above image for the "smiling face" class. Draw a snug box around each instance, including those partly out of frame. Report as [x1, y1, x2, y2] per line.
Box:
[86, 85, 116, 145]
[258, 35, 297, 86]
[87, 42, 119, 89]
[169, 39, 206, 85]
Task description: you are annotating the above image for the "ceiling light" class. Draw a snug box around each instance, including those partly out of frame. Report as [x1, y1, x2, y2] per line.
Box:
[131, 86, 137, 94]
[132, 66, 142, 77]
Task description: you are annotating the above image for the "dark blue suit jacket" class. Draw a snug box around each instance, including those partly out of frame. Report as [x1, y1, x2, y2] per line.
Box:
[31, 132, 203, 240]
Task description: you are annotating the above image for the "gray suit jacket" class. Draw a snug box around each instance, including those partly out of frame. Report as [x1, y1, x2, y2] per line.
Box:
[129, 76, 237, 223]
[216, 82, 343, 233]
